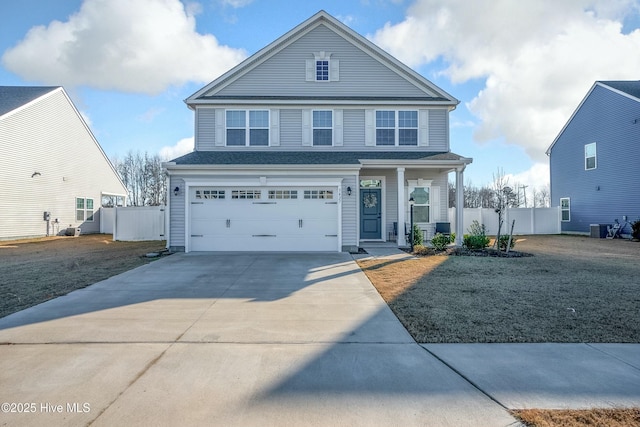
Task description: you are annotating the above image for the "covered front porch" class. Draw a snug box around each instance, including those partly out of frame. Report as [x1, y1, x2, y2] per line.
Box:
[355, 156, 471, 248]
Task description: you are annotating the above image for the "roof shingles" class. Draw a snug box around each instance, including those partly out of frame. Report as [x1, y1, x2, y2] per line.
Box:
[0, 86, 59, 117]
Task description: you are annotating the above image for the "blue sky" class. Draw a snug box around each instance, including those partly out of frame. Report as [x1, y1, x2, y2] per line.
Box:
[2, 0, 640, 203]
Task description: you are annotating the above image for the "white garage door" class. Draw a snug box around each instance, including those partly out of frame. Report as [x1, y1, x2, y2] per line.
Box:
[189, 187, 339, 251]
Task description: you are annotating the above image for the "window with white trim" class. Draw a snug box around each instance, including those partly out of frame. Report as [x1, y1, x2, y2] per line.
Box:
[232, 190, 261, 199]
[268, 190, 298, 199]
[409, 186, 430, 223]
[376, 110, 418, 146]
[316, 60, 329, 81]
[585, 142, 596, 170]
[76, 197, 94, 222]
[226, 110, 269, 146]
[304, 190, 333, 199]
[195, 189, 225, 199]
[560, 198, 570, 221]
[313, 110, 333, 146]
[306, 51, 339, 82]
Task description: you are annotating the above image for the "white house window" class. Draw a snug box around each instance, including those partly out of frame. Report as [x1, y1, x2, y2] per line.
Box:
[76, 197, 94, 222]
[376, 110, 418, 146]
[560, 197, 570, 221]
[226, 110, 269, 146]
[313, 110, 333, 146]
[306, 51, 338, 82]
[268, 190, 298, 199]
[585, 142, 596, 170]
[304, 190, 333, 199]
[196, 189, 225, 200]
[232, 190, 261, 199]
[316, 60, 329, 81]
[409, 186, 430, 223]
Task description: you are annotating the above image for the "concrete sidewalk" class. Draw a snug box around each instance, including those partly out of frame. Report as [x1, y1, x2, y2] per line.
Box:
[1, 253, 638, 426]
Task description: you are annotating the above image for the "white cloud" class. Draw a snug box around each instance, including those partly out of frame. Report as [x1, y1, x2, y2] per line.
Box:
[2, 0, 247, 95]
[160, 137, 194, 160]
[373, 0, 640, 162]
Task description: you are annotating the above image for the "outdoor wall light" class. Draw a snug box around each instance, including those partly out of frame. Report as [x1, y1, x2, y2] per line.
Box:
[174, 186, 180, 196]
[347, 186, 352, 196]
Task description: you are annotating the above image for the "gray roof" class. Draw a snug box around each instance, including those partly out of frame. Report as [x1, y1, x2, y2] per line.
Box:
[0, 86, 59, 117]
[600, 81, 640, 100]
[171, 150, 466, 165]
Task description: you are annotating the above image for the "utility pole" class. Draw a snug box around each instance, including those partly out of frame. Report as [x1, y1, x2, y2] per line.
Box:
[520, 185, 528, 208]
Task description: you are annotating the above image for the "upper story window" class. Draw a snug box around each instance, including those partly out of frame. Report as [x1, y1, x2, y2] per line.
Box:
[316, 60, 329, 81]
[585, 142, 596, 170]
[313, 110, 333, 146]
[226, 110, 269, 146]
[306, 51, 339, 82]
[376, 110, 418, 146]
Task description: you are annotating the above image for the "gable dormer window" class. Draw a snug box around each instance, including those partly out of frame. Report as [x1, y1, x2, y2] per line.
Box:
[306, 51, 339, 82]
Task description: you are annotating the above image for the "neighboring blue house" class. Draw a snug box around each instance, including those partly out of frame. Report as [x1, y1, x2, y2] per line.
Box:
[546, 81, 640, 235]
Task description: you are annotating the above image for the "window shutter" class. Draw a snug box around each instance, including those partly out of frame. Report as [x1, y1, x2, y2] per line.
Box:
[270, 109, 280, 146]
[334, 109, 343, 146]
[305, 59, 314, 81]
[364, 109, 375, 146]
[419, 109, 429, 146]
[301, 109, 311, 146]
[431, 186, 440, 221]
[215, 109, 225, 146]
[330, 59, 340, 81]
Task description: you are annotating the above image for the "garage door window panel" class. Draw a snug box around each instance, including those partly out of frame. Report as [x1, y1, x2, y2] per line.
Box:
[269, 190, 298, 199]
[304, 190, 334, 199]
[232, 190, 262, 199]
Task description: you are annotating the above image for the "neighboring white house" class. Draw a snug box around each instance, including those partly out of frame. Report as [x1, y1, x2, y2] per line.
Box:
[163, 10, 471, 252]
[0, 86, 128, 240]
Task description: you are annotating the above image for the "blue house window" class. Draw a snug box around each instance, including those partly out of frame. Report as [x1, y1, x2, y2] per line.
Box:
[560, 198, 570, 221]
[585, 143, 596, 170]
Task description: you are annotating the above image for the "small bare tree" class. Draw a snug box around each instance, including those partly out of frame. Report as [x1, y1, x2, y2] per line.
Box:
[492, 168, 512, 249]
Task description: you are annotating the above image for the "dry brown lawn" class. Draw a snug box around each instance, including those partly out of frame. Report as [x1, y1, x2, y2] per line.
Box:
[358, 235, 640, 343]
[0, 234, 167, 318]
[512, 408, 640, 427]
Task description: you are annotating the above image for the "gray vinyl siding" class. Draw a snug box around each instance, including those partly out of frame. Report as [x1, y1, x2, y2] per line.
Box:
[428, 109, 448, 151]
[195, 106, 450, 151]
[213, 25, 435, 99]
[343, 109, 365, 147]
[280, 109, 303, 146]
[168, 176, 185, 249]
[549, 84, 640, 234]
[341, 175, 358, 250]
[0, 88, 127, 240]
[195, 108, 216, 150]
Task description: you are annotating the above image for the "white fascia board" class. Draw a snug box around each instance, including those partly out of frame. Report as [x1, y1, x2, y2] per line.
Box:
[164, 165, 361, 175]
[359, 158, 472, 168]
[182, 176, 344, 188]
[187, 99, 457, 108]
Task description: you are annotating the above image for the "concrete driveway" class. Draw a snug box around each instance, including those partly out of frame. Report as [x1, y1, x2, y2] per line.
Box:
[0, 253, 516, 426]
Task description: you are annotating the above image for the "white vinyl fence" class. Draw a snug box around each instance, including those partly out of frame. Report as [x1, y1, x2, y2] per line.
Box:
[448, 207, 561, 235]
[100, 206, 166, 241]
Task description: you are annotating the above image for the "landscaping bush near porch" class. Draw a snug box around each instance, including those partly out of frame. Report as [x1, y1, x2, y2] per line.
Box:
[358, 235, 640, 343]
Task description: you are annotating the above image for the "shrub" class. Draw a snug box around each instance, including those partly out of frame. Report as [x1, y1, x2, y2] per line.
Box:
[632, 220, 640, 240]
[412, 244, 431, 255]
[463, 220, 490, 250]
[498, 234, 516, 251]
[463, 234, 490, 250]
[412, 223, 424, 246]
[431, 233, 451, 251]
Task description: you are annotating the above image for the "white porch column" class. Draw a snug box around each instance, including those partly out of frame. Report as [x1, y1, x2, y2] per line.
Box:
[397, 167, 406, 246]
[455, 166, 465, 246]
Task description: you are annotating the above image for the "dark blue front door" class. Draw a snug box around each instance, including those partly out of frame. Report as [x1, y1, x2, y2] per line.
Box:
[360, 188, 381, 239]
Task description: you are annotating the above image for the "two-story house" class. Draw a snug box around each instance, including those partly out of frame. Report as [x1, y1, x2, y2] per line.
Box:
[0, 86, 127, 240]
[163, 10, 471, 252]
[547, 81, 640, 235]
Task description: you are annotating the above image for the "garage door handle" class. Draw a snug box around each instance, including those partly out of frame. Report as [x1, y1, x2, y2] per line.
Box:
[253, 234, 276, 237]
[325, 234, 338, 237]
[325, 202, 338, 204]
